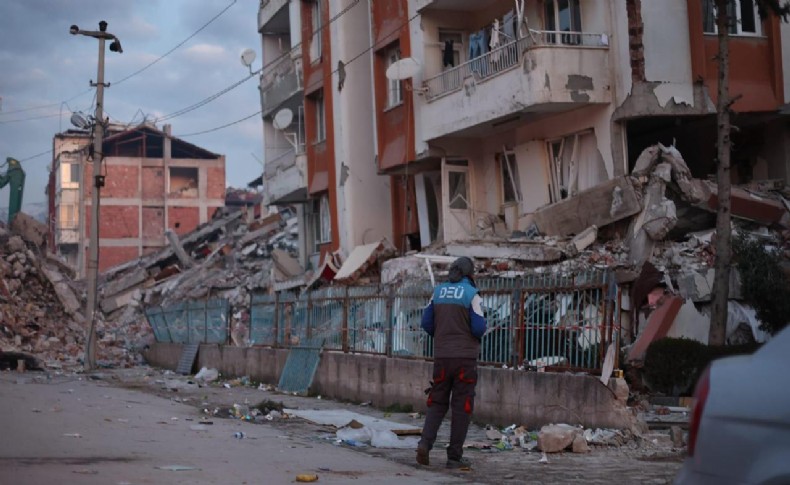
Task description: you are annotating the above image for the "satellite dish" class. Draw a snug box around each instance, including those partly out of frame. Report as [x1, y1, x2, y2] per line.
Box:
[70, 112, 90, 129]
[386, 57, 420, 81]
[240, 48, 257, 68]
[273, 109, 294, 130]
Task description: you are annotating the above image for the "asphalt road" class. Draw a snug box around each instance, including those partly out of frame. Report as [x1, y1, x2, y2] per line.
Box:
[0, 371, 462, 485]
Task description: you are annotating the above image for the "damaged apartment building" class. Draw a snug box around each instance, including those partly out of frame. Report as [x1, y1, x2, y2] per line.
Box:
[48, 123, 226, 274]
[256, 0, 790, 268]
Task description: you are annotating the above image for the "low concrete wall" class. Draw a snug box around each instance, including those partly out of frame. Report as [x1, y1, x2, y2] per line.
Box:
[144, 344, 634, 430]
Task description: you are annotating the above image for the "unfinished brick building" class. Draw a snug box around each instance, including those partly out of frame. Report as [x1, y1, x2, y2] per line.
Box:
[49, 123, 226, 274]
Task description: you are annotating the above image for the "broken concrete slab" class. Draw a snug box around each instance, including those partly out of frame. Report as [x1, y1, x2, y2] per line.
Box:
[533, 177, 642, 237]
[334, 239, 396, 284]
[9, 212, 47, 248]
[572, 434, 591, 453]
[664, 299, 709, 344]
[446, 241, 563, 262]
[627, 296, 684, 362]
[271, 249, 303, 280]
[676, 268, 741, 302]
[702, 182, 786, 225]
[571, 226, 598, 253]
[537, 424, 583, 453]
[165, 229, 194, 269]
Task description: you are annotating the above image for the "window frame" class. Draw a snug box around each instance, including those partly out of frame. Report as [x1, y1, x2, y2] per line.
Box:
[702, 0, 764, 37]
[386, 45, 403, 108]
[311, 195, 332, 247]
[310, 0, 322, 63]
[498, 151, 522, 205]
[313, 90, 326, 143]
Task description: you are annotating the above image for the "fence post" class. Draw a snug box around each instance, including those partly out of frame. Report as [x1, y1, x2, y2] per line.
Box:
[385, 285, 394, 358]
[514, 280, 526, 366]
[272, 292, 280, 349]
[341, 286, 350, 353]
[306, 290, 313, 341]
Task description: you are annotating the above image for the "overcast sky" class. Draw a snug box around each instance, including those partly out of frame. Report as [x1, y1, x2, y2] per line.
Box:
[0, 0, 262, 209]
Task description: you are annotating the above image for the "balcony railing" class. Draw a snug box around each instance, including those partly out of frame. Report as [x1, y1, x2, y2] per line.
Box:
[423, 31, 608, 101]
[260, 48, 303, 116]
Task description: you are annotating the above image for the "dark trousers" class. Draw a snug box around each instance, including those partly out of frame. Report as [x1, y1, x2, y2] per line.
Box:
[418, 358, 478, 461]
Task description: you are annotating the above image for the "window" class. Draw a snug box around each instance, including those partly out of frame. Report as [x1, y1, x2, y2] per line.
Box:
[703, 0, 762, 36]
[311, 195, 331, 248]
[169, 167, 199, 198]
[69, 163, 81, 183]
[386, 45, 403, 108]
[312, 90, 326, 142]
[546, 130, 607, 200]
[499, 152, 522, 204]
[310, 0, 322, 62]
[544, 0, 582, 45]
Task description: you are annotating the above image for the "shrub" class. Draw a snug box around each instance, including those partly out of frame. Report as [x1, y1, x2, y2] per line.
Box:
[643, 337, 762, 396]
[733, 233, 790, 335]
[644, 338, 709, 396]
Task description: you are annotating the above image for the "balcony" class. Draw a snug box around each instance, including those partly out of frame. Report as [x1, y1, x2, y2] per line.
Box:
[263, 110, 307, 205]
[260, 50, 303, 117]
[420, 31, 611, 141]
[258, 0, 289, 34]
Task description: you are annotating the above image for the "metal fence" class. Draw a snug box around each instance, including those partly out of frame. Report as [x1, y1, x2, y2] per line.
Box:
[239, 270, 620, 373]
[145, 298, 230, 344]
[423, 30, 609, 101]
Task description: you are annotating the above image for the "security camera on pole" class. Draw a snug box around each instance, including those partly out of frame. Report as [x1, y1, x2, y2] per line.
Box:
[69, 21, 123, 371]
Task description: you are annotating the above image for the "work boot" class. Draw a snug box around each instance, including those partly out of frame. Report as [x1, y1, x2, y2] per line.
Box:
[416, 447, 430, 466]
[446, 457, 472, 470]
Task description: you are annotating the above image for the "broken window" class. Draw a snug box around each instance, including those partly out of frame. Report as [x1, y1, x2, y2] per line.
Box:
[448, 171, 469, 210]
[499, 152, 522, 204]
[546, 131, 607, 201]
[169, 167, 199, 198]
[545, 0, 582, 45]
[386, 44, 403, 108]
[702, 0, 762, 35]
[310, 0, 322, 62]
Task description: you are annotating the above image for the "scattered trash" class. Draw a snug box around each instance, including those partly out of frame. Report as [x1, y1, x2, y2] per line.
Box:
[233, 432, 246, 439]
[63, 433, 82, 438]
[485, 425, 503, 441]
[189, 425, 209, 431]
[156, 465, 199, 471]
[341, 439, 368, 448]
[194, 367, 219, 383]
[539, 452, 549, 464]
[223, 383, 232, 389]
[295, 474, 319, 482]
[370, 430, 420, 449]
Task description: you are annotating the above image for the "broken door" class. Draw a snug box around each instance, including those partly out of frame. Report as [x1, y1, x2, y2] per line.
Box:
[442, 159, 472, 242]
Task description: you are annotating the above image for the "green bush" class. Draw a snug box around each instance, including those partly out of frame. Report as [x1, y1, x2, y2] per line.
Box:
[733, 234, 790, 335]
[643, 338, 761, 396]
[644, 338, 709, 396]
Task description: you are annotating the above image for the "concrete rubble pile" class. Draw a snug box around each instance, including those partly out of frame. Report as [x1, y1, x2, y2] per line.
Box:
[390, 144, 790, 353]
[98, 208, 300, 348]
[0, 220, 88, 369]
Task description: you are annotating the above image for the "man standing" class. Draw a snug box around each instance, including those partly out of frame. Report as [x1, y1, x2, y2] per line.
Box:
[416, 256, 487, 469]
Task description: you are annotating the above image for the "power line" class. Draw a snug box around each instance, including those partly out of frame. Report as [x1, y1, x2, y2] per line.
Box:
[137, 0, 362, 126]
[178, 109, 261, 137]
[175, 4, 420, 140]
[18, 149, 53, 163]
[0, 112, 63, 124]
[111, 0, 238, 86]
[0, 88, 93, 117]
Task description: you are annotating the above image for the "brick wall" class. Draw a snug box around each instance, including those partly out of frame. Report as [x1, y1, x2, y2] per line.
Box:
[626, 0, 645, 82]
[100, 205, 140, 239]
[206, 166, 226, 199]
[103, 165, 140, 198]
[99, 246, 140, 272]
[142, 167, 165, 200]
[167, 206, 200, 236]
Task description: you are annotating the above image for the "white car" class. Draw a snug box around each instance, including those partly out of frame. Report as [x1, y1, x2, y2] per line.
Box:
[675, 326, 790, 485]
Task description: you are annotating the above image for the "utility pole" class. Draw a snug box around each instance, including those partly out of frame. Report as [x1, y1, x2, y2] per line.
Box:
[70, 21, 123, 371]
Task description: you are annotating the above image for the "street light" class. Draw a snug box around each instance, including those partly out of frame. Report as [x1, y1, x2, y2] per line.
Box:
[70, 21, 122, 371]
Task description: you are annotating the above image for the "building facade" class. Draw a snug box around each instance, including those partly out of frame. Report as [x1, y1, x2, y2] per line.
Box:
[49, 123, 226, 274]
[259, 0, 789, 260]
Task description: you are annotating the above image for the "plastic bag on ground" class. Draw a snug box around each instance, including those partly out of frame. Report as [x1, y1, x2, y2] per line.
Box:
[370, 429, 420, 449]
[194, 367, 219, 382]
[336, 425, 373, 443]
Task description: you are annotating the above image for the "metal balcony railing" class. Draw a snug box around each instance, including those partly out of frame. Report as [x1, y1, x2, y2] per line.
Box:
[423, 30, 608, 101]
